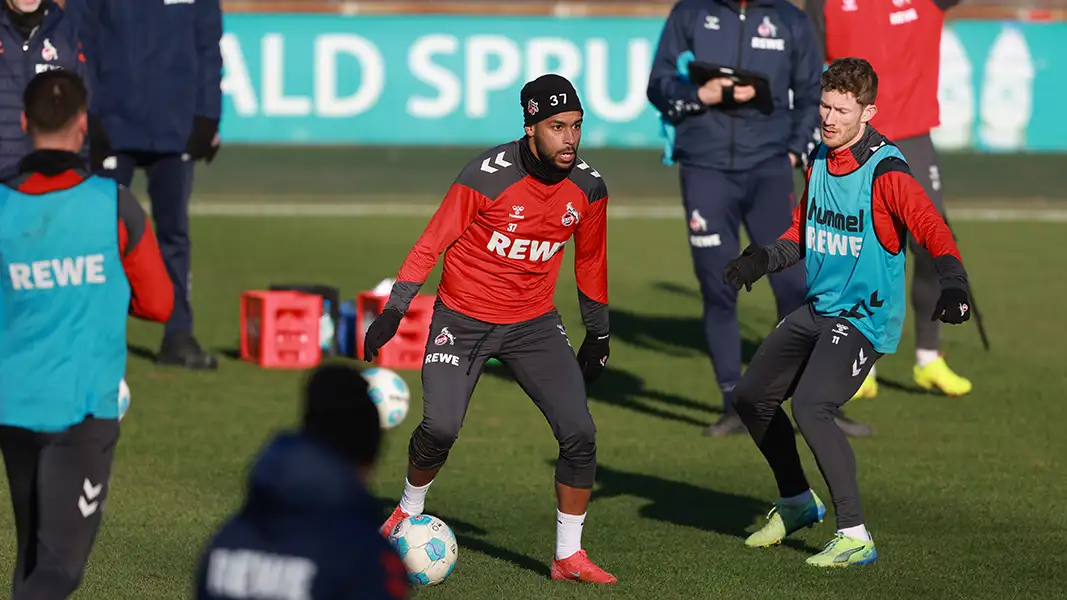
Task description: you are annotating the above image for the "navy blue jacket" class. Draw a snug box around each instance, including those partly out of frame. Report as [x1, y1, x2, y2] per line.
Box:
[81, 0, 222, 154]
[194, 433, 410, 600]
[0, 1, 88, 180]
[647, 0, 822, 171]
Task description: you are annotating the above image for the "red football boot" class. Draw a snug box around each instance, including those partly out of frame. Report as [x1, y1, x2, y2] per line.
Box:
[550, 550, 618, 584]
[379, 505, 410, 538]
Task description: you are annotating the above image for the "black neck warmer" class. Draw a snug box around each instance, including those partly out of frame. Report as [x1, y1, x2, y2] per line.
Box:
[5, 2, 45, 42]
[519, 136, 573, 185]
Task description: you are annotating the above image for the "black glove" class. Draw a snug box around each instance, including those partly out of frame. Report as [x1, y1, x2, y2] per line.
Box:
[723, 244, 770, 292]
[664, 98, 706, 125]
[931, 287, 971, 324]
[576, 333, 610, 384]
[362, 308, 403, 362]
[185, 116, 220, 163]
[88, 114, 111, 172]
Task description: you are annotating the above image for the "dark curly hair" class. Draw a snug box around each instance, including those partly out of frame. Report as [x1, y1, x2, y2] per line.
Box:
[821, 57, 878, 106]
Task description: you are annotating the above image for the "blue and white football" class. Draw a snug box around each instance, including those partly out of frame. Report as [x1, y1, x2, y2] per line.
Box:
[362, 367, 409, 429]
[388, 514, 458, 586]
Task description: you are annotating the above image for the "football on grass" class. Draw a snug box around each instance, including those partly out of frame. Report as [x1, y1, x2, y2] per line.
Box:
[388, 514, 458, 586]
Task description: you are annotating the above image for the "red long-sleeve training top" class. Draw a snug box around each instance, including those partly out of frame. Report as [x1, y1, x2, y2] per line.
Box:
[806, 0, 960, 141]
[394, 139, 609, 326]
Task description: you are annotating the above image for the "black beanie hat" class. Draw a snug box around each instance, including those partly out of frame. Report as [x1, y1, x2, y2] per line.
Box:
[300, 363, 381, 467]
[521, 74, 583, 126]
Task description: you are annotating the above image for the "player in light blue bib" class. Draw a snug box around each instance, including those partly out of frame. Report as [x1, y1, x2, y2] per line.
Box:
[0, 70, 172, 599]
[721, 58, 972, 567]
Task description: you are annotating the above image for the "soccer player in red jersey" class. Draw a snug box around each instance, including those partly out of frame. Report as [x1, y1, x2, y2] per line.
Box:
[363, 74, 616, 585]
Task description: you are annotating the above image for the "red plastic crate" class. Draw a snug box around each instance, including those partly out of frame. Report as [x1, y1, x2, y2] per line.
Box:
[240, 291, 323, 369]
[355, 292, 435, 370]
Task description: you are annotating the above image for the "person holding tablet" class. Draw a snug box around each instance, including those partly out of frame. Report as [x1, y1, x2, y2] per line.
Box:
[647, 0, 868, 438]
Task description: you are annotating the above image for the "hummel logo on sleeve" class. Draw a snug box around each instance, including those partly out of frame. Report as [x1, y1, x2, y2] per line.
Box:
[480, 151, 513, 174]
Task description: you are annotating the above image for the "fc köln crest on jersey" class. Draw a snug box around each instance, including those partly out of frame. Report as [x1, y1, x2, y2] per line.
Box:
[561, 202, 580, 227]
[434, 327, 455, 346]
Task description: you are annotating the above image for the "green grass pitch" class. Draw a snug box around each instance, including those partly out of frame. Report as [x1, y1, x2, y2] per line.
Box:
[1, 211, 1065, 598]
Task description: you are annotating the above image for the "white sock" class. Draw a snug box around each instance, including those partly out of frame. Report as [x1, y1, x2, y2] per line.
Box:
[838, 524, 871, 542]
[555, 510, 585, 560]
[398, 478, 433, 515]
[916, 349, 940, 367]
[779, 489, 814, 506]
[867, 364, 877, 378]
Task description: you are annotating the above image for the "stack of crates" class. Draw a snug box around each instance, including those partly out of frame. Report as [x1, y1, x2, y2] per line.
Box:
[239, 291, 323, 369]
[354, 291, 435, 370]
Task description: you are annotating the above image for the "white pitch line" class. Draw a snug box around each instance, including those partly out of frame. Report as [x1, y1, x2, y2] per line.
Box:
[142, 202, 1067, 222]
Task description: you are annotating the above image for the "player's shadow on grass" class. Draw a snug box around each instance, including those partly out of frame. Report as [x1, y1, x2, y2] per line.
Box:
[652, 281, 702, 300]
[870, 376, 935, 396]
[591, 463, 822, 554]
[376, 498, 547, 576]
[609, 307, 765, 364]
[483, 361, 719, 428]
[127, 344, 252, 365]
[126, 344, 156, 362]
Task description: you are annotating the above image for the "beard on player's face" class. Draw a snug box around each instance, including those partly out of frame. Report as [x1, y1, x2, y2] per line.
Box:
[819, 90, 875, 150]
[529, 114, 582, 171]
[822, 118, 862, 150]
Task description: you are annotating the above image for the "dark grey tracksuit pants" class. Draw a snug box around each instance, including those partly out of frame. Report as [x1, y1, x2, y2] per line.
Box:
[733, 303, 881, 529]
[896, 134, 945, 352]
[0, 418, 119, 600]
[679, 157, 807, 411]
[409, 300, 598, 489]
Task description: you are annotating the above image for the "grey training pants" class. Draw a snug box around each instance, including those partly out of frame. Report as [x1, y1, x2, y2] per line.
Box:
[0, 417, 119, 600]
[408, 300, 598, 489]
[733, 304, 881, 529]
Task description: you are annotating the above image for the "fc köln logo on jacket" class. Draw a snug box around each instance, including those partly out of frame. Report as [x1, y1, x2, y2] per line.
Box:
[41, 38, 57, 61]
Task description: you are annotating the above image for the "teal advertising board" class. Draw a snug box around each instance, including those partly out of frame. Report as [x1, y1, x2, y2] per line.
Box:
[219, 14, 1066, 152]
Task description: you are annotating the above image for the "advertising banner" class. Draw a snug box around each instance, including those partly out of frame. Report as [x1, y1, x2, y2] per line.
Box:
[218, 15, 1065, 152]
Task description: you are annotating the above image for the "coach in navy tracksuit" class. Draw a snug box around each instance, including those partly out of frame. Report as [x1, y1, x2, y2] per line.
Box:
[195, 364, 411, 600]
[0, 0, 87, 180]
[83, 0, 223, 369]
[648, 0, 831, 436]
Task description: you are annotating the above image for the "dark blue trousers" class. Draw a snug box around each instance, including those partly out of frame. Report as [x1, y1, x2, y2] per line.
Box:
[680, 157, 806, 412]
[96, 153, 195, 336]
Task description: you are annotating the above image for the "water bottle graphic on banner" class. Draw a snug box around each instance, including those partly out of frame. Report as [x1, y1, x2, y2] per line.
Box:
[978, 26, 1035, 151]
[931, 28, 974, 150]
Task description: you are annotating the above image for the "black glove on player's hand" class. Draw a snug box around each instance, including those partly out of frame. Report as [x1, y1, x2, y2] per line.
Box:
[576, 333, 610, 384]
[723, 244, 770, 292]
[931, 287, 971, 324]
[363, 308, 403, 362]
[185, 116, 221, 163]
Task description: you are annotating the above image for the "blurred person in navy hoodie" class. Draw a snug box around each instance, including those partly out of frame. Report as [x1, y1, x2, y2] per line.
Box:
[81, 0, 223, 369]
[194, 364, 411, 600]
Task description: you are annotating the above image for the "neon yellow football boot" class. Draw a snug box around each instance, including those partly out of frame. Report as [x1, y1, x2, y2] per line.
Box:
[914, 356, 972, 397]
[851, 372, 878, 400]
[806, 532, 878, 567]
[745, 493, 826, 548]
